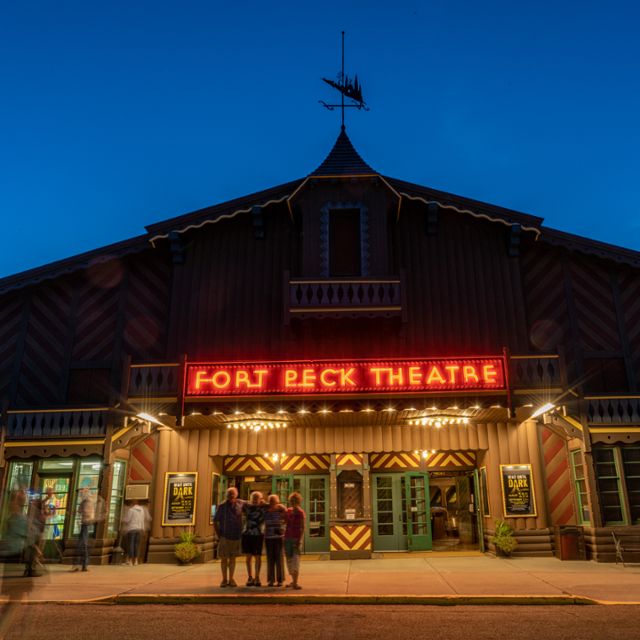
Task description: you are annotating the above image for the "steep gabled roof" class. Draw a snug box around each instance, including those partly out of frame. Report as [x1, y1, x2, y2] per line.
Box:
[146, 179, 303, 243]
[385, 176, 544, 232]
[310, 126, 376, 177]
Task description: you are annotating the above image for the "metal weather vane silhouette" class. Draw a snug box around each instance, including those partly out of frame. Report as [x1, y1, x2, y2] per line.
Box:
[320, 31, 369, 128]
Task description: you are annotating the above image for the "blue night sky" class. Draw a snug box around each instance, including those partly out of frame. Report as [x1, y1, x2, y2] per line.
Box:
[1, 1, 639, 278]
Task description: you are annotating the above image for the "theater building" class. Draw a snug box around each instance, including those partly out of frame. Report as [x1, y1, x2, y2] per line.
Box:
[1, 127, 639, 563]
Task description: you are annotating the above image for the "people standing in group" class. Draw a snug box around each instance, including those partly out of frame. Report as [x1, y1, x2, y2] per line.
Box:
[264, 494, 286, 587]
[241, 491, 266, 586]
[121, 500, 151, 565]
[284, 492, 305, 590]
[213, 486, 244, 587]
[72, 487, 94, 572]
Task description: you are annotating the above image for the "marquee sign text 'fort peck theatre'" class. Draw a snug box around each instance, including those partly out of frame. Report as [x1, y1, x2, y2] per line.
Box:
[1, 125, 640, 565]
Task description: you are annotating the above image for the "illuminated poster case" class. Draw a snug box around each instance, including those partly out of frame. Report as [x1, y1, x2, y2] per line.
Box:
[162, 472, 198, 526]
[500, 464, 537, 517]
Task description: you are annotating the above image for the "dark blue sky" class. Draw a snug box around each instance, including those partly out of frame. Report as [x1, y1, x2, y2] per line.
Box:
[2, 1, 639, 278]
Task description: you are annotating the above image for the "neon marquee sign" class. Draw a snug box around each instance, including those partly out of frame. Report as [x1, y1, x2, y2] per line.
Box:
[185, 356, 506, 398]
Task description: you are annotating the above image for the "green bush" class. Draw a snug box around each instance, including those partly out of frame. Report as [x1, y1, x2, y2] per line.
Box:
[174, 530, 201, 564]
[490, 519, 518, 556]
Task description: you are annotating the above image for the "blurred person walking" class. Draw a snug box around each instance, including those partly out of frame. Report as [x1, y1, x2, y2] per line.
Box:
[122, 500, 151, 565]
[72, 487, 94, 572]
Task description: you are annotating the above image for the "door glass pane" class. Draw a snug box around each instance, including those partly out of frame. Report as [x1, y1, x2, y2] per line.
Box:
[594, 447, 624, 524]
[401, 476, 407, 536]
[107, 461, 126, 537]
[408, 476, 428, 536]
[307, 478, 326, 538]
[375, 477, 394, 536]
[72, 459, 102, 536]
[622, 447, 640, 523]
[40, 475, 70, 556]
[275, 477, 290, 504]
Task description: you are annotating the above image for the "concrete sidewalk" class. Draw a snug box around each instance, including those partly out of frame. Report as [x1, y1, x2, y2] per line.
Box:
[2, 555, 640, 605]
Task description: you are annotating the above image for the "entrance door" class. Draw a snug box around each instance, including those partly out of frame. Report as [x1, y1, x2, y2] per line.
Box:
[39, 475, 71, 560]
[272, 475, 330, 552]
[373, 473, 431, 551]
[405, 473, 431, 551]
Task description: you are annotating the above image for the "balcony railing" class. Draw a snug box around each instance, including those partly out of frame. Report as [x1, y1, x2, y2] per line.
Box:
[585, 396, 640, 425]
[128, 363, 180, 398]
[7, 409, 109, 439]
[286, 275, 403, 321]
[510, 355, 563, 390]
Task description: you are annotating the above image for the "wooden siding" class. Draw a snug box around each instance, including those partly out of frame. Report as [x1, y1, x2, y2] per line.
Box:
[395, 200, 530, 355]
[123, 254, 172, 361]
[0, 293, 23, 402]
[16, 281, 74, 406]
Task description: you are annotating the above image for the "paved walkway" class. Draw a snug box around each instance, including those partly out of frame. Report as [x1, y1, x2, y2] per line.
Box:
[2, 555, 640, 605]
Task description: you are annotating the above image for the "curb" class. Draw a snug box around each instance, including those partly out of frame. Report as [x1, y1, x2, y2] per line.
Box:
[16, 594, 600, 606]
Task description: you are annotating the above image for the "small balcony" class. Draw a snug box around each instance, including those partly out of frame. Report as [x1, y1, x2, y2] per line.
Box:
[285, 274, 404, 322]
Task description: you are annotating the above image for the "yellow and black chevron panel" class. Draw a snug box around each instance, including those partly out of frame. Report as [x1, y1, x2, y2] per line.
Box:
[280, 454, 330, 473]
[369, 452, 420, 470]
[330, 524, 372, 552]
[224, 455, 275, 474]
[336, 453, 363, 467]
[425, 451, 476, 470]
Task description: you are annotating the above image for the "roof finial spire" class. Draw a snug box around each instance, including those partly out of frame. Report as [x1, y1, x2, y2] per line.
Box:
[320, 31, 369, 129]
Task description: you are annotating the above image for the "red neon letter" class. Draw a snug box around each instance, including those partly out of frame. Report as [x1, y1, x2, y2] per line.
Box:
[483, 364, 498, 384]
[426, 366, 446, 385]
[340, 368, 357, 387]
[445, 365, 460, 384]
[284, 369, 298, 387]
[301, 368, 316, 388]
[463, 366, 479, 383]
[408, 367, 422, 385]
[320, 368, 338, 387]
[212, 370, 231, 389]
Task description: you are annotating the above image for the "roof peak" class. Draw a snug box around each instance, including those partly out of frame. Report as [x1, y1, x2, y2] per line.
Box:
[310, 127, 376, 177]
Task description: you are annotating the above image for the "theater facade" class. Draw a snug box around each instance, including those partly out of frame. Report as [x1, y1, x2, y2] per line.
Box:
[1, 127, 639, 563]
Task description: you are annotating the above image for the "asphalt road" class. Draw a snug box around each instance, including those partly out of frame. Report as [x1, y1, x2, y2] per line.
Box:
[1, 604, 639, 640]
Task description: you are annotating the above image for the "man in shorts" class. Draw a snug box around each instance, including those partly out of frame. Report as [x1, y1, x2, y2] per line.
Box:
[213, 487, 243, 587]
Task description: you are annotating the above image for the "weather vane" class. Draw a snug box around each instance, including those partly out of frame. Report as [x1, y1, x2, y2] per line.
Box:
[320, 31, 369, 128]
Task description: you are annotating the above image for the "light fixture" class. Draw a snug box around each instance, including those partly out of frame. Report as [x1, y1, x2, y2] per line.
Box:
[263, 452, 286, 462]
[407, 415, 470, 427]
[136, 412, 164, 426]
[531, 402, 555, 419]
[226, 420, 288, 432]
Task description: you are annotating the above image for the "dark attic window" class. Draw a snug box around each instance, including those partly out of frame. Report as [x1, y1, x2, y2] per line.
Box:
[67, 367, 111, 405]
[583, 358, 628, 394]
[329, 208, 362, 277]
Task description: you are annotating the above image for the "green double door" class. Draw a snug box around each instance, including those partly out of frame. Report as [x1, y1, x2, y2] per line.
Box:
[373, 472, 431, 551]
[272, 474, 329, 553]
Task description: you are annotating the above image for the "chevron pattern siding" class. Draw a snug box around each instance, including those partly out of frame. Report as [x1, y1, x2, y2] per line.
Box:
[128, 434, 157, 483]
[72, 264, 121, 361]
[521, 246, 571, 353]
[619, 267, 640, 386]
[541, 427, 576, 525]
[0, 294, 23, 402]
[369, 452, 420, 470]
[123, 254, 171, 361]
[224, 455, 275, 474]
[16, 282, 73, 406]
[330, 524, 372, 552]
[569, 256, 620, 352]
[336, 453, 364, 467]
[425, 451, 476, 469]
[280, 454, 330, 472]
